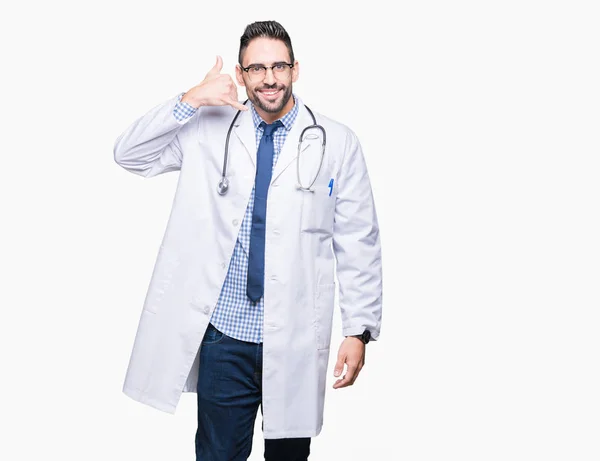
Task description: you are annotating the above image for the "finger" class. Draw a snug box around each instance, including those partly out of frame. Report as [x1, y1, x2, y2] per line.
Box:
[350, 364, 363, 384]
[345, 363, 359, 384]
[333, 363, 358, 389]
[332, 372, 346, 388]
[333, 373, 350, 388]
[205, 55, 223, 78]
[229, 84, 240, 106]
[332, 372, 352, 389]
[224, 97, 248, 111]
[333, 357, 345, 377]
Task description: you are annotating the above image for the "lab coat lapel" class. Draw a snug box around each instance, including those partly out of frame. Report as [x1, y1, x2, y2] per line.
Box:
[270, 103, 311, 185]
[232, 106, 257, 168]
[231, 100, 312, 184]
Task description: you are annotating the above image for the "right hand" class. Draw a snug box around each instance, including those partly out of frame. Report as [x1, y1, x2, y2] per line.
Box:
[181, 55, 248, 111]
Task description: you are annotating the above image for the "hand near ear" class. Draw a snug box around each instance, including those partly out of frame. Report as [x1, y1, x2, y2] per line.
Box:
[181, 55, 248, 111]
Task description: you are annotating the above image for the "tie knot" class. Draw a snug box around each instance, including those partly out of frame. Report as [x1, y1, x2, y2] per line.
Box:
[260, 120, 284, 137]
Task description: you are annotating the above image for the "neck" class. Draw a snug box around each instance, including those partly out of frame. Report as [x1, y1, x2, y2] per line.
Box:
[255, 94, 295, 124]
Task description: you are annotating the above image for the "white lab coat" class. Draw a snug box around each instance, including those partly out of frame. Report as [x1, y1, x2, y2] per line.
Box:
[113, 93, 382, 438]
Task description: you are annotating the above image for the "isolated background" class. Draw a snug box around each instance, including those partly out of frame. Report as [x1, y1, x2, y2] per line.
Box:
[2, 0, 599, 460]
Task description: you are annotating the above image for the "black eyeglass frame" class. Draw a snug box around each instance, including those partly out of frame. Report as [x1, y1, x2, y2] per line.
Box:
[240, 62, 295, 75]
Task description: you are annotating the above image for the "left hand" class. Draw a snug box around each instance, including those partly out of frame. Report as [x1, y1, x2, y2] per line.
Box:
[332, 337, 365, 389]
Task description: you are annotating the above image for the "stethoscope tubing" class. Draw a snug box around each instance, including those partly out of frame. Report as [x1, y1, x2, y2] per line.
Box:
[218, 99, 325, 195]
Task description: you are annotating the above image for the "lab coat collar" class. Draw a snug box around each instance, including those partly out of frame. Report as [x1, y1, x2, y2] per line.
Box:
[233, 94, 313, 185]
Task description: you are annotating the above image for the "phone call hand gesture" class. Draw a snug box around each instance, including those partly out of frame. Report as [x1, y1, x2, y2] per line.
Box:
[181, 55, 248, 111]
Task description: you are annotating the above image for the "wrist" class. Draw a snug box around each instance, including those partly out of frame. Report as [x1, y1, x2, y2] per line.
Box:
[346, 336, 364, 344]
[345, 330, 371, 344]
[181, 92, 204, 109]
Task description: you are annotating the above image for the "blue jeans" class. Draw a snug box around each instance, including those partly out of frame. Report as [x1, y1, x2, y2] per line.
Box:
[196, 323, 311, 461]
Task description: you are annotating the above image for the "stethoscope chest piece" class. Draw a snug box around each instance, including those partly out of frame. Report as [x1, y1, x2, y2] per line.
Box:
[217, 176, 229, 195]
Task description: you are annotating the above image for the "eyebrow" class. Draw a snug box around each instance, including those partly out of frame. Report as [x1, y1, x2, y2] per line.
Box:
[245, 61, 289, 67]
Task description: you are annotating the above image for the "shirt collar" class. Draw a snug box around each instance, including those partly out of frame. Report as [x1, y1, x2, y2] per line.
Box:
[251, 93, 300, 131]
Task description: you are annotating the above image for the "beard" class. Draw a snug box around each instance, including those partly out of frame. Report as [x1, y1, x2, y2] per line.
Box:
[250, 82, 293, 113]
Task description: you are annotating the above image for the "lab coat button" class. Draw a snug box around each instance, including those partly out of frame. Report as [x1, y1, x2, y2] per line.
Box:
[232, 219, 239, 226]
[203, 305, 210, 314]
[221, 262, 226, 269]
[273, 229, 280, 235]
[270, 275, 277, 282]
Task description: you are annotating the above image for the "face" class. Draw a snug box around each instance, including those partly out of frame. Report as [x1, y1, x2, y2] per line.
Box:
[236, 37, 299, 121]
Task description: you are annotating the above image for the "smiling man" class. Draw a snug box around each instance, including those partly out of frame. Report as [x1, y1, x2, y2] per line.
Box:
[114, 20, 383, 461]
[234, 44, 295, 121]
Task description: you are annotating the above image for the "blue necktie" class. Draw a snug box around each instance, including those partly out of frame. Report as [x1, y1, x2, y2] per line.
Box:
[247, 120, 284, 302]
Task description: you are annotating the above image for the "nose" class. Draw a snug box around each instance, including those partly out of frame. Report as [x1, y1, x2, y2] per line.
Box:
[263, 67, 276, 85]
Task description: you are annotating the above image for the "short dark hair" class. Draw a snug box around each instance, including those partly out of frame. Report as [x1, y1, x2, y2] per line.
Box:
[238, 20, 295, 65]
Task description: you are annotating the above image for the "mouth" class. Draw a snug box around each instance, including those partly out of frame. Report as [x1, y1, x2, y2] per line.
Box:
[258, 88, 282, 100]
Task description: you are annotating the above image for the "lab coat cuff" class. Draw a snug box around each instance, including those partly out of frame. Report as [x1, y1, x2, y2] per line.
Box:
[173, 92, 198, 125]
[342, 326, 378, 340]
[343, 327, 361, 336]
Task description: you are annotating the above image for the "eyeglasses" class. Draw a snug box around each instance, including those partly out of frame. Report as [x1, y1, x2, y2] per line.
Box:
[241, 62, 294, 81]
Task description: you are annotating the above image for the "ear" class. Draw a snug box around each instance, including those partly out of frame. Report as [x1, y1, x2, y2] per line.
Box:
[235, 65, 246, 87]
[291, 60, 300, 83]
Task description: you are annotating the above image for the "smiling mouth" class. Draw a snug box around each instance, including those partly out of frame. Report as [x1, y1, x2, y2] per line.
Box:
[258, 88, 281, 98]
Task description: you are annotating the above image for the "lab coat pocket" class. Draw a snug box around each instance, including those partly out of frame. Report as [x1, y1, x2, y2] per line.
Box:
[314, 283, 335, 350]
[143, 251, 181, 314]
[301, 185, 336, 235]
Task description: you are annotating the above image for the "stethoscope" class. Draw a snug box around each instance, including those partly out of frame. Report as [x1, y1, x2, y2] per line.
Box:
[217, 99, 326, 195]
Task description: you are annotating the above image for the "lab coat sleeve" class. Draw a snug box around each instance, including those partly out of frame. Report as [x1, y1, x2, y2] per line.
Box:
[332, 130, 383, 341]
[173, 92, 199, 125]
[113, 92, 200, 178]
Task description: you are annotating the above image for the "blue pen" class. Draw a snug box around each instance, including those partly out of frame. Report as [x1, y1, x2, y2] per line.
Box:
[328, 178, 334, 196]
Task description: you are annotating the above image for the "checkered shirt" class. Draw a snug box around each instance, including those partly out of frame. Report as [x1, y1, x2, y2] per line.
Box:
[173, 92, 300, 343]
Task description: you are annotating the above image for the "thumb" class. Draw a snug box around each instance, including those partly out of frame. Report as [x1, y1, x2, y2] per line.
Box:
[334, 355, 345, 377]
[205, 55, 223, 78]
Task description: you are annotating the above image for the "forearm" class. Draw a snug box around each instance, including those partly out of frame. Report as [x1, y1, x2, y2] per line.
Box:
[113, 93, 197, 177]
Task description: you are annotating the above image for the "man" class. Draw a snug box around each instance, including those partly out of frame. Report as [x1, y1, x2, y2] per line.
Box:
[114, 20, 382, 461]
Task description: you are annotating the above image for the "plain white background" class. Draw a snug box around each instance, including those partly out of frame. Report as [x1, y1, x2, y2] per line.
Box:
[2, 0, 599, 459]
